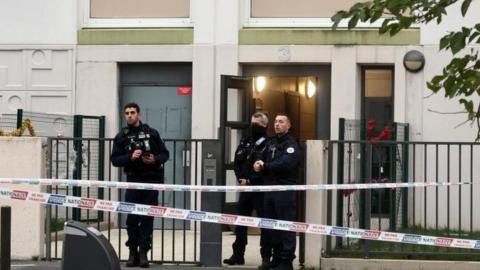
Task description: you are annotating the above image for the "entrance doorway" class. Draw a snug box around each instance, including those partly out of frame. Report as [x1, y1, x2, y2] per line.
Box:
[219, 65, 331, 266]
[219, 65, 331, 213]
[223, 65, 331, 201]
[220, 65, 331, 210]
[251, 76, 317, 141]
[243, 65, 331, 140]
[120, 63, 192, 229]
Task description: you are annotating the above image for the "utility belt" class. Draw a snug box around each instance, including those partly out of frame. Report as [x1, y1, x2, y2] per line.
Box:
[125, 170, 162, 183]
[265, 173, 296, 185]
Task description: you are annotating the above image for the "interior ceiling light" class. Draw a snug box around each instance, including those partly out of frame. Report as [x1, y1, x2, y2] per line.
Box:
[307, 80, 316, 98]
[255, 76, 266, 92]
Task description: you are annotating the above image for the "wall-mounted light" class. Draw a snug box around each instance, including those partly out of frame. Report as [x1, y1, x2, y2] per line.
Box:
[255, 76, 266, 92]
[403, 50, 425, 73]
[307, 79, 316, 98]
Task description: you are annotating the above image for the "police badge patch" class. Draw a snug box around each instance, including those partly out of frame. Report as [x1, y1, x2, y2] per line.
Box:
[286, 147, 295, 153]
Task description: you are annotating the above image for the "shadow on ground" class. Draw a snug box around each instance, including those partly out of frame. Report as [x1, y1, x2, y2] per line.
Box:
[10, 261, 256, 270]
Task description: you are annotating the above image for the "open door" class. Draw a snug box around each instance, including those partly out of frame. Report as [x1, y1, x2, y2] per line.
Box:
[219, 75, 254, 214]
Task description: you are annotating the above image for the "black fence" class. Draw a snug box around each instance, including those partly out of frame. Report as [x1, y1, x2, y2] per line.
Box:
[325, 140, 480, 260]
[0, 109, 104, 138]
[46, 138, 208, 264]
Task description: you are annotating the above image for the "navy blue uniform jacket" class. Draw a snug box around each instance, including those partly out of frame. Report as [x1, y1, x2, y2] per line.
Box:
[111, 123, 169, 183]
[234, 136, 268, 185]
[262, 132, 301, 185]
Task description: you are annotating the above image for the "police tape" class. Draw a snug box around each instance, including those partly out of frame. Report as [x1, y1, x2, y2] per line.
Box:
[0, 187, 479, 250]
[0, 178, 471, 192]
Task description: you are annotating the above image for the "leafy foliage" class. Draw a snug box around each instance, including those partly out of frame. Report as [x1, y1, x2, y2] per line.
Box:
[332, 0, 480, 139]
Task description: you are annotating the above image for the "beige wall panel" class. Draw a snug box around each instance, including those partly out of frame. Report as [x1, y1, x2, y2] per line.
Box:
[76, 62, 119, 138]
[0, 50, 24, 90]
[91, 0, 189, 18]
[251, 0, 360, 18]
[77, 45, 193, 62]
[0, 92, 27, 113]
[239, 45, 333, 63]
[30, 94, 69, 113]
[28, 50, 73, 91]
[0, 137, 46, 260]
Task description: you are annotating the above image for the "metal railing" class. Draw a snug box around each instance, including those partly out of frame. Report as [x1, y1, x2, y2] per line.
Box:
[46, 137, 207, 264]
[325, 140, 480, 260]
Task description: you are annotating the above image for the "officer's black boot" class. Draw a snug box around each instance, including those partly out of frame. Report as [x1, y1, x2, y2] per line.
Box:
[223, 254, 245, 265]
[138, 247, 149, 268]
[257, 258, 272, 270]
[272, 260, 293, 270]
[126, 247, 139, 267]
[258, 257, 281, 270]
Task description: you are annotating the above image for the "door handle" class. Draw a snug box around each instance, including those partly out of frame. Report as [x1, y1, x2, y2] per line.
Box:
[225, 126, 231, 164]
[182, 149, 190, 167]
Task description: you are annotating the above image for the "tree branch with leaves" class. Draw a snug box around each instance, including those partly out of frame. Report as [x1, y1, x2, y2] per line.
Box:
[332, 0, 480, 139]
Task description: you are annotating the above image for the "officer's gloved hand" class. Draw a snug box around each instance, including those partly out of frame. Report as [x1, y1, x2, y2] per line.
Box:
[239, 179, 250, 185]
[131, 149, 143, 161]
[142, 153, 156, 164]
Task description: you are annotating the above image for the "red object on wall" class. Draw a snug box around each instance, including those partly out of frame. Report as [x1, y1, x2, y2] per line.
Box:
[378, 125, 392, 141]
[367, 118, 376, 140]
[177, 86, 192, 96]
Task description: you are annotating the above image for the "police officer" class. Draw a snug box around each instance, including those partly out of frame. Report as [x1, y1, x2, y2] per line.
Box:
[111, 103, 169, 268]
[223, 112, 271, 266]
[254, 113, 300, 270]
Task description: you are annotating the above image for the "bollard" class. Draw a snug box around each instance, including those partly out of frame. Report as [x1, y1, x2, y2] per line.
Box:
[0, 206, 11, 270]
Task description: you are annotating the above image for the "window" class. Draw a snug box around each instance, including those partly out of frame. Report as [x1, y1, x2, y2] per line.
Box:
[362, 67, 394, 216]
[363, 68, 393, 126]
[84, 0, 192, 28]
[244, 0, 388, 27]
[251, 0, 359, 18]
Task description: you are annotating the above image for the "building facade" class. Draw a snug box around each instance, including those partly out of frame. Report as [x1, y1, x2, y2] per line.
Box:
[1, 0, 479, 141]
[2, 0, 480, 265]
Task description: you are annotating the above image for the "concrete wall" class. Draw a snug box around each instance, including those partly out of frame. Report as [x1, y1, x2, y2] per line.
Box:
[75, 45, 192, 138]
[0, 46, 75, 115]
[74, 0, 243, 140]
[0, 137, 46, 259]
[0, 0, 77, 115]
[304, 140, 328, 267]
[0, 0, 77, 45]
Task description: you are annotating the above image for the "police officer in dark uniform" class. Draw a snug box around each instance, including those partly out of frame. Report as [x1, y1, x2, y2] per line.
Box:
[223, 112, 271, 266]
[254, 113, 300, 270]
[111, 103, 169, 268]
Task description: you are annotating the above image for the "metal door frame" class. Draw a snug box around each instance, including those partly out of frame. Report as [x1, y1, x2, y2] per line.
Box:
[219, 75, 254, 215]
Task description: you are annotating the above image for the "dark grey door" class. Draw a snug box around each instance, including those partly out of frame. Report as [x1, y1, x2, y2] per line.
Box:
[121, 85, 192, 229]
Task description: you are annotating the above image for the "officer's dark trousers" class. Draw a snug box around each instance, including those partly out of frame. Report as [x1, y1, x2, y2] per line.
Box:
[263, 191, 296, 261]
[232, 192, 270, 259]
[125, 189, 159, 250]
